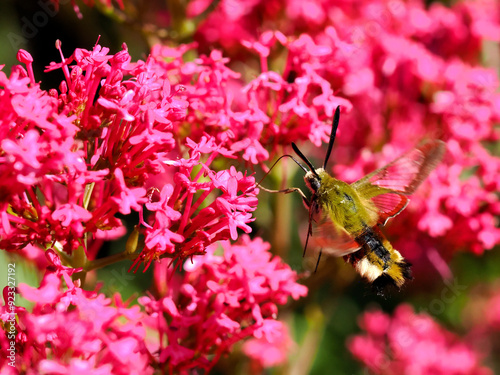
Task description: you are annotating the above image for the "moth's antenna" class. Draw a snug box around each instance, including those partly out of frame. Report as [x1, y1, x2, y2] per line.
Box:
[257, 154, 308, 188]
[291, 143, 320, 179]
[323, 105, 341, 169]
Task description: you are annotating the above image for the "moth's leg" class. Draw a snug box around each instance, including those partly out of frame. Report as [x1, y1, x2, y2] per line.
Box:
[303, 200, 317, 257]
[302, 195, 310, 208]
[314, 249, 323, 273]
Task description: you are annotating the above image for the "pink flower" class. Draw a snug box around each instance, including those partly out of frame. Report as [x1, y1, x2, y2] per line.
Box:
[243, 320, 293, 367]
[349, 305, 492, 375]
[0, 42, 187, 256]
[150, 39, 352, 160]
[1, 41, 264, 273]
[182, 0, 500, 269]
[132, 145, 259, 271]
[1, 267, 152, 374]
[138, 236, 307, 373]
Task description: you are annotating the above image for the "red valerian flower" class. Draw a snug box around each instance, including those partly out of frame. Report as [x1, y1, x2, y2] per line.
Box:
[243, 320, 294, 367]
[1, 43, 261, 273]
[131, 138, 259, 271]
[0, 267, 152, 374]
[0, 44, 186, 258]
[149, 40, 352, 163]
[139, 236, 307, 373]
[178, 0, 500, 265]
[3, 0, 500, 371]
[348, 305, 492, 375]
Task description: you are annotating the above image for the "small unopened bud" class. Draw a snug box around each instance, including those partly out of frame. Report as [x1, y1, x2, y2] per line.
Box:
[126, 226, 140, 254]
[16, 49, 33, 64]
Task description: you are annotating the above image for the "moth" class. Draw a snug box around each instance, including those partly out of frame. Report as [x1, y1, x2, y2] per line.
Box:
[274, 106, 445, 295]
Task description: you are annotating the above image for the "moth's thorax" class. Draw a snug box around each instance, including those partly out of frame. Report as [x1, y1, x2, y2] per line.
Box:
[305, 169, 372, 234]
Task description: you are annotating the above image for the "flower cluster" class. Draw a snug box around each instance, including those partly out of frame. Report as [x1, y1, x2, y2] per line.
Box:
[0, 253, 152, 374]
[0, 43, 260, 269]
[0, 42, 271, 371]
[187, 0, 500, 263]
[139, 236, 307, 373]
[132, 137, 258, 271]
[149, 40, 351, 166]
[0, 238, 305, 373]
[41, 2, 500, 269]
[348, 305, 492, 375]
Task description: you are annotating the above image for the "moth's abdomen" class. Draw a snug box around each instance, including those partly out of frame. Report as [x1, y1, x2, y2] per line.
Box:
[345, 227, 412, 295]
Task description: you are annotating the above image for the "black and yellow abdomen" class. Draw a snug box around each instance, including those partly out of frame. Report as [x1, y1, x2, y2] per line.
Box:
[346, 226, 412, 294]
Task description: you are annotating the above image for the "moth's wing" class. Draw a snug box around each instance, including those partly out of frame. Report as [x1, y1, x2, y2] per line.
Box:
[354, 185, 410, 226]
[356, 140, 446, 195]
[310, 209, 361, 257]
[369, 193, 409, 225]
[351, 140, 445, 225]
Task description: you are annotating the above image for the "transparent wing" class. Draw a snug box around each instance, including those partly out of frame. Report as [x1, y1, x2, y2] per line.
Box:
[351, 140, 445, 225]
[310, 209, 361, 257]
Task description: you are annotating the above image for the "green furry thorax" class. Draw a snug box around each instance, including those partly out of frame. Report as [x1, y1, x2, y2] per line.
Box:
[315, 170, 374, 235]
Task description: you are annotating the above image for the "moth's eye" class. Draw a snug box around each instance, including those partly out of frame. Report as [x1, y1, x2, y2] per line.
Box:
[310, 178, 321, 192]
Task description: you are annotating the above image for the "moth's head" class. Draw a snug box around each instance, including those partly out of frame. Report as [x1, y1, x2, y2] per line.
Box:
[291, 143, 321, 192]
[304, 168, 324, 193]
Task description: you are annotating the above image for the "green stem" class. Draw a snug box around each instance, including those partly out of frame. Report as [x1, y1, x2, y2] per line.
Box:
[83, 183, 95, 210]
[53, 245, 72, 267]
[71, 245, 88, 285]
[84, 251, 139, 272]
